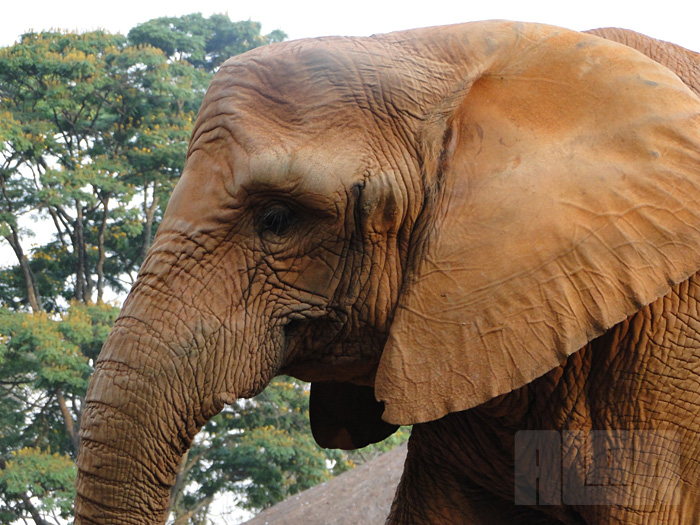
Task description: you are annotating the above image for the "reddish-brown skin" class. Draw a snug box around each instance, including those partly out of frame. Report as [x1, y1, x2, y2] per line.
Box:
[386, 28, 700, 525]
[392, 274, 700, 523]
[586, 28, 700, 97]
[74, 22, 700, 524]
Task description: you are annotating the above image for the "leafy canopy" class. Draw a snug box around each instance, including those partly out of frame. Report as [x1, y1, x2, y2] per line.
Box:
[128, 13, 286, 72]
[0, 302, 118, 523]
[0, 29, 207, 309]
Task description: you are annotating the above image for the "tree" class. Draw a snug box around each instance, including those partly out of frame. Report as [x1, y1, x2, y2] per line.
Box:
[0, 24, 210, 523]
[0, 30, 207, 308]
[168, 378, 409, 523]
[0, 20, 207, 525]
[128, 13, 286, 72]
[0, 302, 119, 523]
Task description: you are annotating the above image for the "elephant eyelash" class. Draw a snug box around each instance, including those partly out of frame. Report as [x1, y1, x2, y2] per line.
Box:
[258, 204, 297, 237]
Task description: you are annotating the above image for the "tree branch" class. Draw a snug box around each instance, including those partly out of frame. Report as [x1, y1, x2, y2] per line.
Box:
[95, 195, 110, 303]
[171, 494, 215, 525]
[56, 388, 79, 455]
[19, 493, 48, 525]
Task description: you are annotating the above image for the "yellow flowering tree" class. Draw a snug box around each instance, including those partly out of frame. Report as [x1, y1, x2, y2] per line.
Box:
[0, 29, 207, 308]
[0, 302, 119, 523]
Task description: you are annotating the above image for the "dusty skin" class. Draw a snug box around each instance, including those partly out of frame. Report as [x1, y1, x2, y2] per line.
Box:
[73, 21, 700, 524]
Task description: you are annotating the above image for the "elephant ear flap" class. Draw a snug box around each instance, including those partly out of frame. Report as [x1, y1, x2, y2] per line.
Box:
[375, 31, 700, 425]
[309, 382, 398, 450]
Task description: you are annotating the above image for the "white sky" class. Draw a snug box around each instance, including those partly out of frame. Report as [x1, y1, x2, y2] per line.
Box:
[2, 0, 699, 51]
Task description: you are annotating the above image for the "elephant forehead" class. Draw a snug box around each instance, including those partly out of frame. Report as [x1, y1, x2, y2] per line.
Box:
[193, 103, 382, 191]
[161, 147, 238, 232]
[206, 36, 397, 123]
[165, 126, 374, 233]
[229, 130, 373, 196]
[191, 36, 419, 161]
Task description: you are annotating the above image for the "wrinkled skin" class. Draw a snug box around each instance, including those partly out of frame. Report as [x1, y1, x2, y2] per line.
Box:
[74, 22, 700, 524]
[586, 27, 700, 97]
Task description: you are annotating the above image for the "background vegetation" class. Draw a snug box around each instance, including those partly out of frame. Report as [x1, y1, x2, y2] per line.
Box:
[0, 14, 408, 524]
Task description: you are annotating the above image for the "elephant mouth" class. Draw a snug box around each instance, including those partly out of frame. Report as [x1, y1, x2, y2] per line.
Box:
[280, 305, 345, 360]
[279, 313, 379, 385]
[280, 358, 378, 386]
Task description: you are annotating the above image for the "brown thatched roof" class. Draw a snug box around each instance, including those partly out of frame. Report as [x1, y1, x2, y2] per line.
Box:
[244, 443, 407, 525]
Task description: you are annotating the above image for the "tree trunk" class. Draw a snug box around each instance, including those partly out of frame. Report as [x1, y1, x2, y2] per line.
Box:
[168, 450, 189, 520]
[20, 493, 48, 525]
[56, 388, 80, 455]
[74, 202, 87, 302]
[0, 169, 42, 311]
[4, 227, 42, 312]
[95, 196, 110, 303]
[171, 495, 214, 525]
[140, 183, 159, 264]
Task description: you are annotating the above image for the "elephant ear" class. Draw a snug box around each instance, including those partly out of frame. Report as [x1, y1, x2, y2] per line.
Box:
[309, 382, 398, 450]
[375, 27, 700, 425]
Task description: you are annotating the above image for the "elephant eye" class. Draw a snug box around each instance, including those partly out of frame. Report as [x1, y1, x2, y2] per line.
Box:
[258, 204, 296, 237]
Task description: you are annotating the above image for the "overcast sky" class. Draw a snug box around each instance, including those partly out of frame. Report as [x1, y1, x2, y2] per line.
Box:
[2, 0, 699, 51]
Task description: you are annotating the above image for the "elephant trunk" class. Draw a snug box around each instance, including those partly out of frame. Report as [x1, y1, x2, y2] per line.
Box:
[74, 313, 226, 523]
[74, 208, 262, 522]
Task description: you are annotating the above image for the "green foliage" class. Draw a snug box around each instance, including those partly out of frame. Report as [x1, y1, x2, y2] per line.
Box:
[0, 447, 76, 520]
[0, 27, 206, 307]
[128, 13, 286, 72]
[181, 379, 352, 513]
[0, 302, 118, 523]
[235, 426, 336, 510]
[170, 377, 409, 520]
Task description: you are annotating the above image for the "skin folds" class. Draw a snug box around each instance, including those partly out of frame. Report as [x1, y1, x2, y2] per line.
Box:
[74, 21, 700, 524]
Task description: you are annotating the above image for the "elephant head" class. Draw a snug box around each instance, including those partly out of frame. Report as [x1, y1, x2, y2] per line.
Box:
[74, 21, 700, 523]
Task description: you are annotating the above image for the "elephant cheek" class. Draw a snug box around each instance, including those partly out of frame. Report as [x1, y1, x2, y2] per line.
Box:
[291, 251, 344, 300]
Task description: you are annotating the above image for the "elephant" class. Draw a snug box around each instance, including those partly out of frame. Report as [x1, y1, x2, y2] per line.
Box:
[73, 20, 700, 524]
[585, 27, 700, 98]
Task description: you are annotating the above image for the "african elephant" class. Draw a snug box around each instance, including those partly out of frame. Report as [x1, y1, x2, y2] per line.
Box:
[74, 21, 700, 524]
[585, 27, 700, 98]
